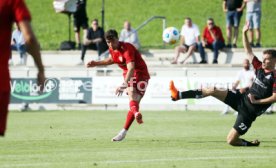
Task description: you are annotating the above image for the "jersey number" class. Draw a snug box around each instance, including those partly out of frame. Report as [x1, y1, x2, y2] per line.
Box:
[238, 123, 247, 131]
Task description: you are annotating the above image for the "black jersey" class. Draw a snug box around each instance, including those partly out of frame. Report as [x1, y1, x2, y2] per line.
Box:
[74, 0, 87, 19]
[246, 56, 276, 116]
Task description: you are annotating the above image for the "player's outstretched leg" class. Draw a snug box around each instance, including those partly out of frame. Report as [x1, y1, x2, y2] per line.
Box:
[170, 80, 203, 101]
[170, 80, 180, 101]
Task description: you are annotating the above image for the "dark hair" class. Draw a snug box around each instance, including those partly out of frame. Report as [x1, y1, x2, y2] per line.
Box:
[185, 17, 192, 21]
[105, 29, 118, 40]
[263, 49, 276, 58]
[92, 19, 98, 23]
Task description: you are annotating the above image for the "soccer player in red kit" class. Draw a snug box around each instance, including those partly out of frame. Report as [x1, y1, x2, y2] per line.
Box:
[87, 29, 150, 141]
[0, 0, 45, 136]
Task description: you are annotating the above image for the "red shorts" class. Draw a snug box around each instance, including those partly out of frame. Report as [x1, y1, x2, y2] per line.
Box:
[127, 76, 149, 96]
[0, 91, 10, 134]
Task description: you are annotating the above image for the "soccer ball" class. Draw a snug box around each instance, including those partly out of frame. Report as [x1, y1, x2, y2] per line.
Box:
[162, 27, 180, 44]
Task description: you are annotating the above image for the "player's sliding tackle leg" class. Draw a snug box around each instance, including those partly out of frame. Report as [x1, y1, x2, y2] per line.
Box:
[169, 80, 260, 147]
[112, 88, 143, 142]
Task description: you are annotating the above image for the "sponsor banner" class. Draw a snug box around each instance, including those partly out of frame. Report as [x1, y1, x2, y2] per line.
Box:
[10, 77, 92, 104]
[92, 76, 235, 105]
[92, 77, 187, 104]
[186, 77, 235, 105]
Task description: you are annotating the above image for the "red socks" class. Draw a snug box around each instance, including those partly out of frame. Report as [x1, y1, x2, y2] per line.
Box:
[129, 100, 139, 113]
[123, 110, 135, 130]
[123, 101, 140, 130]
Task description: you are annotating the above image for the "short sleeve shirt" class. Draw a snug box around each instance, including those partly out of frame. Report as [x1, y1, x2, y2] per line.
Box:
[180, 24, 200, 46]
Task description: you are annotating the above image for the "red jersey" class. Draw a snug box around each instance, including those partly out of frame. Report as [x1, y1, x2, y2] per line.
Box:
[109, 42, 150, 80]
[0, 0, 31, 92]
[203, 26, 224, 45]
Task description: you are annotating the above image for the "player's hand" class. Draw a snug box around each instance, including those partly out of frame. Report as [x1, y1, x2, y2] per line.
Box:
[87, 61, 97, 68]
[37, 71, 46, 93]
[115, 83, 127, 96]
[248, 93, 257, 104]
[242, 21, 250, 34]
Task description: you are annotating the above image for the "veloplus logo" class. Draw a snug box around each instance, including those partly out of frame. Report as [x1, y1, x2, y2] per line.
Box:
[10, 78, 58, 101]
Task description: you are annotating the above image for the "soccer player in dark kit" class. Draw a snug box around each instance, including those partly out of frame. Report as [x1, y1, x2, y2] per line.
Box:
[170, 22, 276, 146]
[87, 29, 150, 141]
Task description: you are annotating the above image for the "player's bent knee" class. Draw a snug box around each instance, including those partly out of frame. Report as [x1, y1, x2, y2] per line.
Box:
[226, 137, 236, 146]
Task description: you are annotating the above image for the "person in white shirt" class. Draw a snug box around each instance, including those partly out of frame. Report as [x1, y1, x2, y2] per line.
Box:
[222, 59, 255, 114]
[119, 21, 140, 49]
[10, 24, 27, 65]
[171, 17, 200, 64]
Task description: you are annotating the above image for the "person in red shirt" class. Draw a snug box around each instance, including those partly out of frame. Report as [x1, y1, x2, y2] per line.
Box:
[198, 18, 225, 64]
[87, 29, 150, 141]
[0, 0, 45, 136]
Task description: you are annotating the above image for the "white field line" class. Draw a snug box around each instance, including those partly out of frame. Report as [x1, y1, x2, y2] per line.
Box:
[1, 155, 273, 167]
[102, 155, 272, 164]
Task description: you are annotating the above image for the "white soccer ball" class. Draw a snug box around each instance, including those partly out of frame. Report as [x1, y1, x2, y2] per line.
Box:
[162, 27, 180, 44]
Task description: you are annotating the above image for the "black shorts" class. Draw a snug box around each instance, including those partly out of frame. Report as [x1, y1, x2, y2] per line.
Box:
[224, 90, 256, 135]
[73, 17, 88, 32]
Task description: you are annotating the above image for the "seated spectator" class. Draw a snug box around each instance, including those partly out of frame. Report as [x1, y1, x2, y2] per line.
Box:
[198, 18, 225, 64]
[10, 24, 27, 65]
[171, 17, 200, 64]
[119, 21, 140, 49]
[78, 19, 108, 65]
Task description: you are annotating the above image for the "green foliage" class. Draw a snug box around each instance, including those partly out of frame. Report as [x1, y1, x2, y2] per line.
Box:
[26, 0, 276, 50]
[1, 110, 276, 167]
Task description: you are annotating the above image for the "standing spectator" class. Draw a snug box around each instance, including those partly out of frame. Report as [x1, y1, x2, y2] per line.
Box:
[244, 0, 262, 48]
[78, 19, 108, 65]
[223, 0, 245, 48]
[119, 21, 140, 49]
[73, 0, 88, 50]
[171, 17, 200, 64]
[0, 0, 45, 137]
[10, 24, 27, 65]
[198, 18, 225, 64]
[222, 59, 255, 115]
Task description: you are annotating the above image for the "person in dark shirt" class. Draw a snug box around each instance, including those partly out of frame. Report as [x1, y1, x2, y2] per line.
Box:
[78, 19, 108, 65]
[169, 22, 276, 147]
[73, 0, 88, 49]
[223, 0, 245, 48]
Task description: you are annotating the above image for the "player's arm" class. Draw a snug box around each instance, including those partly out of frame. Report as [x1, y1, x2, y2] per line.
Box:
[115, 62, 135, 96]
[248, 93, 276, 104]
[237, 1, 246, 12]
[87, 56, 114, 68]
[18, 20, 45, 90]
[124, 62, 135, 85]
[222, 0, 227, 12]
[242, 22, 255, 63]
[232, 80, 240, 90]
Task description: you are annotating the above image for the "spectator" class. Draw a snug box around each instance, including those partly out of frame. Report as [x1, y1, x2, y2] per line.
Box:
[198, 18, 225, 64]
[78, 19, 108, 65]
[73, 0, 88, 50]
[223, 0, 245, 48]
[244, 0, 262, 48]
[171, 17, 200, 64]
[10, 24, 27, 65]
[119, 21, 140, 49]
[222, 59, 255, 115]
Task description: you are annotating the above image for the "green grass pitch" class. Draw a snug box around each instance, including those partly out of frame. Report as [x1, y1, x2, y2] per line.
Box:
[0, 110, 276, 168]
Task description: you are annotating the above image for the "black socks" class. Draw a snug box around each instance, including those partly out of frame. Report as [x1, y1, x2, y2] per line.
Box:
[180, 90, 203, 99]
